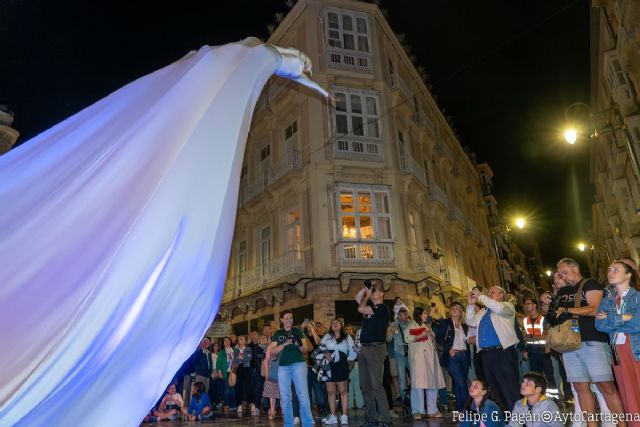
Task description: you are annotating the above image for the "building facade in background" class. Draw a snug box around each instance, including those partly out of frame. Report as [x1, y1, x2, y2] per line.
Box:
[218, 0, 499, 332]
[589, 1, 640, 280]
[0, 105, 19, 155]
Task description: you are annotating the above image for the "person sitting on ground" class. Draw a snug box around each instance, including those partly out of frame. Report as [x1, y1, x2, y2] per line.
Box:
[183, 381, 213, 421]
[509, 372, 563, 427]
[153, 383, 183, 421]
[460, 379, 504, 427]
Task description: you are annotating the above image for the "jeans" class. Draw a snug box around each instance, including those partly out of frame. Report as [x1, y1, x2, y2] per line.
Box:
[394, 353, 409, 400]
[278, 362, 314, 427]
[221, 378, 235, 407]
[348, 361, 364, 409]
[410, 388, 438, 415]
[447, 351, 469, 411]
[308, 365, 327, 414]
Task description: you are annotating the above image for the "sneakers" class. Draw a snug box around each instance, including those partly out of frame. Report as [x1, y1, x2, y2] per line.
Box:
[294, 416, 301, 425]
[322, 414, 338, 425]
[340, 414, 348, 425]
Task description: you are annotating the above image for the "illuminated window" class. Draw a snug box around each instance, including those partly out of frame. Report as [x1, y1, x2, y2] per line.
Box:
[333, 88, 380, 137]
[338, 186, 393, 241]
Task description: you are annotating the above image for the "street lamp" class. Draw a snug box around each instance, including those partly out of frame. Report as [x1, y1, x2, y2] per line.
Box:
[563, 128, 578, 145]
[515, 217, 526, 229]
[577, 242, 586, 252]
[545, 270, 552, 277]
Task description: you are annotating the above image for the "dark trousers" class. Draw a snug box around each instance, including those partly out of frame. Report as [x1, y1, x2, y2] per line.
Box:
[528, 350, 558, 389]
[383, 356, 394, 408]
[473, 347, 485, 381]
[307, 366, 327, 414]
[480, 346, 521, 410]
[235, 366, 254, 404]
[210, 378, 223, 404]
[448, 351, 470, 411]
[254, 370, 265, 407]
[359, 343, 390, 423]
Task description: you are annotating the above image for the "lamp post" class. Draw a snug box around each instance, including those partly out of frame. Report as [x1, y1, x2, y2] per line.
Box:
[562, 102, 640, 183]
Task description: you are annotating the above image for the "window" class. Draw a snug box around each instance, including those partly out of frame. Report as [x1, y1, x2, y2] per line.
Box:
[333, 89, 380, 137]
[285, 120, 298, 140]
[407, 212, 417, 250]
[338, 186, 392, 241]
[260, 226, 271, 269]
[260, 145, 271, 162]
[286, 210, 302, 256]
[238, 240, 247, 274]
[326, 9, 370, 53]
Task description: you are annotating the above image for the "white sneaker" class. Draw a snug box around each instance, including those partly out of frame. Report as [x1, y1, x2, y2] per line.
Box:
[322, 414, 338, 425]
[294, 416, 301, 425]
[340, 414, 348, 425]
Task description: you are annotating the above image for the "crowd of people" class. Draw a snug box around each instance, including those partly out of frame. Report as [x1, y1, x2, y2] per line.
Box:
[142, 257, 640, 427]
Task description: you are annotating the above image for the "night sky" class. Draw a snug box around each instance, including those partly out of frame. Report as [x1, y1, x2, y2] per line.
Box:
[0, 0, 591, 267]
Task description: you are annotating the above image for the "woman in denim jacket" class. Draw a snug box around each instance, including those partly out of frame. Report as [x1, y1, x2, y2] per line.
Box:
[232, 335, 255, 416]
[596, 258, 640, 425]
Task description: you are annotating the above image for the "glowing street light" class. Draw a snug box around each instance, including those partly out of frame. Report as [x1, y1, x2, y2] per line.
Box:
[577, 242, 586, 252]
[515, 217, 526, 229]
[545, 270, 552, 277]
[564, 128, 578, 145]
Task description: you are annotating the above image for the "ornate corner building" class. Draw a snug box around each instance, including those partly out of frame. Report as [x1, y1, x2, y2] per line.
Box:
[219, 0, 500, 332]
[589, 1, 640, 279]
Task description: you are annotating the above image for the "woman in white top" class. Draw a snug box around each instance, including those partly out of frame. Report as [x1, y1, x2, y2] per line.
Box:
[153, 383, 183, 421]
[320, 319, 357, 425]
[405, 307, 445, 419]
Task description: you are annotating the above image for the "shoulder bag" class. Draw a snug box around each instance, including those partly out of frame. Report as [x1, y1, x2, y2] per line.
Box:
[547, 279, 586, 353]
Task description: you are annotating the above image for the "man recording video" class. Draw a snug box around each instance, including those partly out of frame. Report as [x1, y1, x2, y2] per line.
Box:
[355, 279, 392, 427]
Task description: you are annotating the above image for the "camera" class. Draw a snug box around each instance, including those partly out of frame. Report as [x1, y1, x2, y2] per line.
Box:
[284, 330, 303, 346]
[364, 279, 375, 291]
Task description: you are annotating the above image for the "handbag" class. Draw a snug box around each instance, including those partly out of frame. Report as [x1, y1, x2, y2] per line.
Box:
[547, 279, 585, 353]
[268, 357, 279, 382]
[228, 370, 237, 387]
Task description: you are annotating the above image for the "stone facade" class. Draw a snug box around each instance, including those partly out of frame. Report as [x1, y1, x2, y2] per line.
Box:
[219, 0, 499, 331]
[588, 1, 640, 280]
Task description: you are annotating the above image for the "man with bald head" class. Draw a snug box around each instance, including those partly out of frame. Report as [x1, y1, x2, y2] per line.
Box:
[466, 285, 520, 410]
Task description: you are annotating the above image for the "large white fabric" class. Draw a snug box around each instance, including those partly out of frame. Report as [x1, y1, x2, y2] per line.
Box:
[0, 38, 327, 427]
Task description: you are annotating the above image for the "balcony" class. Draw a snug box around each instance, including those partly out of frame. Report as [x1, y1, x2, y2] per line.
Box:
[338, 241, 394, 266]
[412, 110, 435, 136]
[268, 149, 303, 185]
[236, 250, 309, 296]
[333, 135, 383, 162]
[326, 47, 373, 74]
[241, 173, 267, 205]
[399, 154, 428, 188]
[427, 183, 449, 210]
[465, 221, 479, 240]
[448, 206, 465, 224]
[263, 250, 308, 282]
[445, 265, 464, 293]
[409, 250, 443, 280]
[397, 75, 413, 105]
[435, 139, 455, 161]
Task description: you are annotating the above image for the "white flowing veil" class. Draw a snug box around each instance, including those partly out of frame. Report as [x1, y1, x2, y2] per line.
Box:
[0, 37, 328, 426]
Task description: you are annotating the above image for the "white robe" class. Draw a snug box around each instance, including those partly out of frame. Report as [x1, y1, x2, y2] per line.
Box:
[404, 321, 446, 390]
[0, 38, 328, 427]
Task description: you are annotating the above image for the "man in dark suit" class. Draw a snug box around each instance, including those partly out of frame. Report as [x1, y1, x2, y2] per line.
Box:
[193, 337, 213, 393]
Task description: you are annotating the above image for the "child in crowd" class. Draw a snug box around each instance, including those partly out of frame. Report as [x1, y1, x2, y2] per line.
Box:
[393, 296, 409, 320]
[509, 372, 563, 427]
[460, 379, 504, 427]
[184, 381, 213, 421]
[153, 383, 183, 421]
